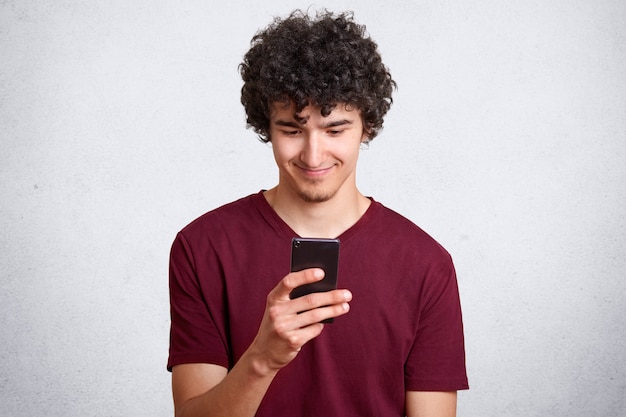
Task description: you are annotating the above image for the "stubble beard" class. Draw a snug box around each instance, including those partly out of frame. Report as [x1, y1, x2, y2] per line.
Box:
[296, 180, 337, 203]
[297, 190, 334, 203]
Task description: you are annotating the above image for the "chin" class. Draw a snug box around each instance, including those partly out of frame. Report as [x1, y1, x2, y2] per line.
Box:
[297, 189, 336, 203]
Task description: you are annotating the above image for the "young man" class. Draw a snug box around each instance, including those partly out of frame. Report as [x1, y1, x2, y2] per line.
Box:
[168, 10, 468, 417]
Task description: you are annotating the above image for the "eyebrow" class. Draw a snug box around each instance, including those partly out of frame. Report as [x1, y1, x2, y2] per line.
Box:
[273, 120, 301, 128]
[273, 119, 354, 128]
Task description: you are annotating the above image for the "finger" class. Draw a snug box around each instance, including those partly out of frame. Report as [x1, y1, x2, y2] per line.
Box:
[279, 322, 326, 351]
[290, 289, 352, 314]
[268, 289, 351, 334]
[291, 300, 351, 328]
[273, 268, 325, 298]
[286, 290, 352, 326]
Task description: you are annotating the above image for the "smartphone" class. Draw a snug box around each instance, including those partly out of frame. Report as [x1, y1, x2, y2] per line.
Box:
[289, 237, 340, 323]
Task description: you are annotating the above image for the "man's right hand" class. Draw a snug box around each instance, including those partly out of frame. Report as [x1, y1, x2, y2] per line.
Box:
[247, 267, 352, 376]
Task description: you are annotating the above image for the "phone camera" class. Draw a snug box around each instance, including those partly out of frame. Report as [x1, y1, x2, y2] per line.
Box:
[294, 240, 301, 248]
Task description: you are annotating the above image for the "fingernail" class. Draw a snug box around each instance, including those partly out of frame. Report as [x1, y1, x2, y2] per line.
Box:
[314, 269, 324, 278]
[343, 291, 352, 301]
[342, 302, 350, 311]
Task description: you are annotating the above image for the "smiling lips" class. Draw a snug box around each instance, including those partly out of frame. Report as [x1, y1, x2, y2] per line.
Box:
[296, 164, 335, 178]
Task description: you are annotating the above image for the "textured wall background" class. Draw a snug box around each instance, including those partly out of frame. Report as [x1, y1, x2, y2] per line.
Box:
[1, 0, 625, 416]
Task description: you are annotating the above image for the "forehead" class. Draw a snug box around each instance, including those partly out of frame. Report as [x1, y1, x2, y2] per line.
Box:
[269, 101, 360, 122]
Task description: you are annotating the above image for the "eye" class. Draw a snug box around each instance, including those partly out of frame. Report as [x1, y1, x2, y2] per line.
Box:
[282, 129, 301, 136]
[327, 129, 344, 136]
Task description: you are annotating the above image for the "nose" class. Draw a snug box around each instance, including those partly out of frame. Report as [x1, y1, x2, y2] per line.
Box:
[299, 132, 324, 168]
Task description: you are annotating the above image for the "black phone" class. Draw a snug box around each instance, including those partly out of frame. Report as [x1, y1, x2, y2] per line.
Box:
[289, 237, 340, 323]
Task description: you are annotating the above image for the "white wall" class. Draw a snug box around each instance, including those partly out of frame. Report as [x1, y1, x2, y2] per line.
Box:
[1, 0, 625, 415]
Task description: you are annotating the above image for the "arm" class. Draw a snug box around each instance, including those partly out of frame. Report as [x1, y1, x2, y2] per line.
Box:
[405, 391, 457, 417]
[171, 268, 352, 417]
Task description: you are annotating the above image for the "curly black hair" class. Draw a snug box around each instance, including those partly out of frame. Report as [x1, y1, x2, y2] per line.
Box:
[239, 10, 396, 143]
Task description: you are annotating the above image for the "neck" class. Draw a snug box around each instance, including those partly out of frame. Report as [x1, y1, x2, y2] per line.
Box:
[264, 186, 370, 238]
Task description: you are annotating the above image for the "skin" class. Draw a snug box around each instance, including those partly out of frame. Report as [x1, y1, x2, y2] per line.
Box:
[171, 102, 458, 417]
[264, 101, 371, 238]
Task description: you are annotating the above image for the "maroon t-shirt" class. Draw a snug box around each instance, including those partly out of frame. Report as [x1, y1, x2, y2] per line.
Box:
[168, 191, 468, 416]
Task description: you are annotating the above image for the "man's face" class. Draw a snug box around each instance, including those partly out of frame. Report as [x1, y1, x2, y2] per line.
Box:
[269, 102, 367, 204]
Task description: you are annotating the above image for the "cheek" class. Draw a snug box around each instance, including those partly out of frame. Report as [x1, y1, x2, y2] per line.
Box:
[271, 141, 296, 165]
[338, 141, 362, 161]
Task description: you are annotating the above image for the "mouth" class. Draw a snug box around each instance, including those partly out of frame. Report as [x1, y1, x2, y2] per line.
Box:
[296, 165, 334, 178]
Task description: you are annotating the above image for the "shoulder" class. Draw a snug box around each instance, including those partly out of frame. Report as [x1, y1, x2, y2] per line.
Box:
[179, 192, 262, 237]
[170, 192, 271, 258]
[368, 200, 452, 263]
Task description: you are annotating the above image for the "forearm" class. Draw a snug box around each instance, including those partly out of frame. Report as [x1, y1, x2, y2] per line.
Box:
[405, 391, 457, 417]
[174, 350, 278, 417]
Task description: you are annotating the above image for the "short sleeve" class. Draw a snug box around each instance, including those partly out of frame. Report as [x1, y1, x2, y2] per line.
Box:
[167, 232, 230, 371]
[404, 255, 469, 391]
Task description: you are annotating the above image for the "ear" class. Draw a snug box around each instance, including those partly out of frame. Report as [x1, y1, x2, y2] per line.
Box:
[361, 129, 371, 144]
